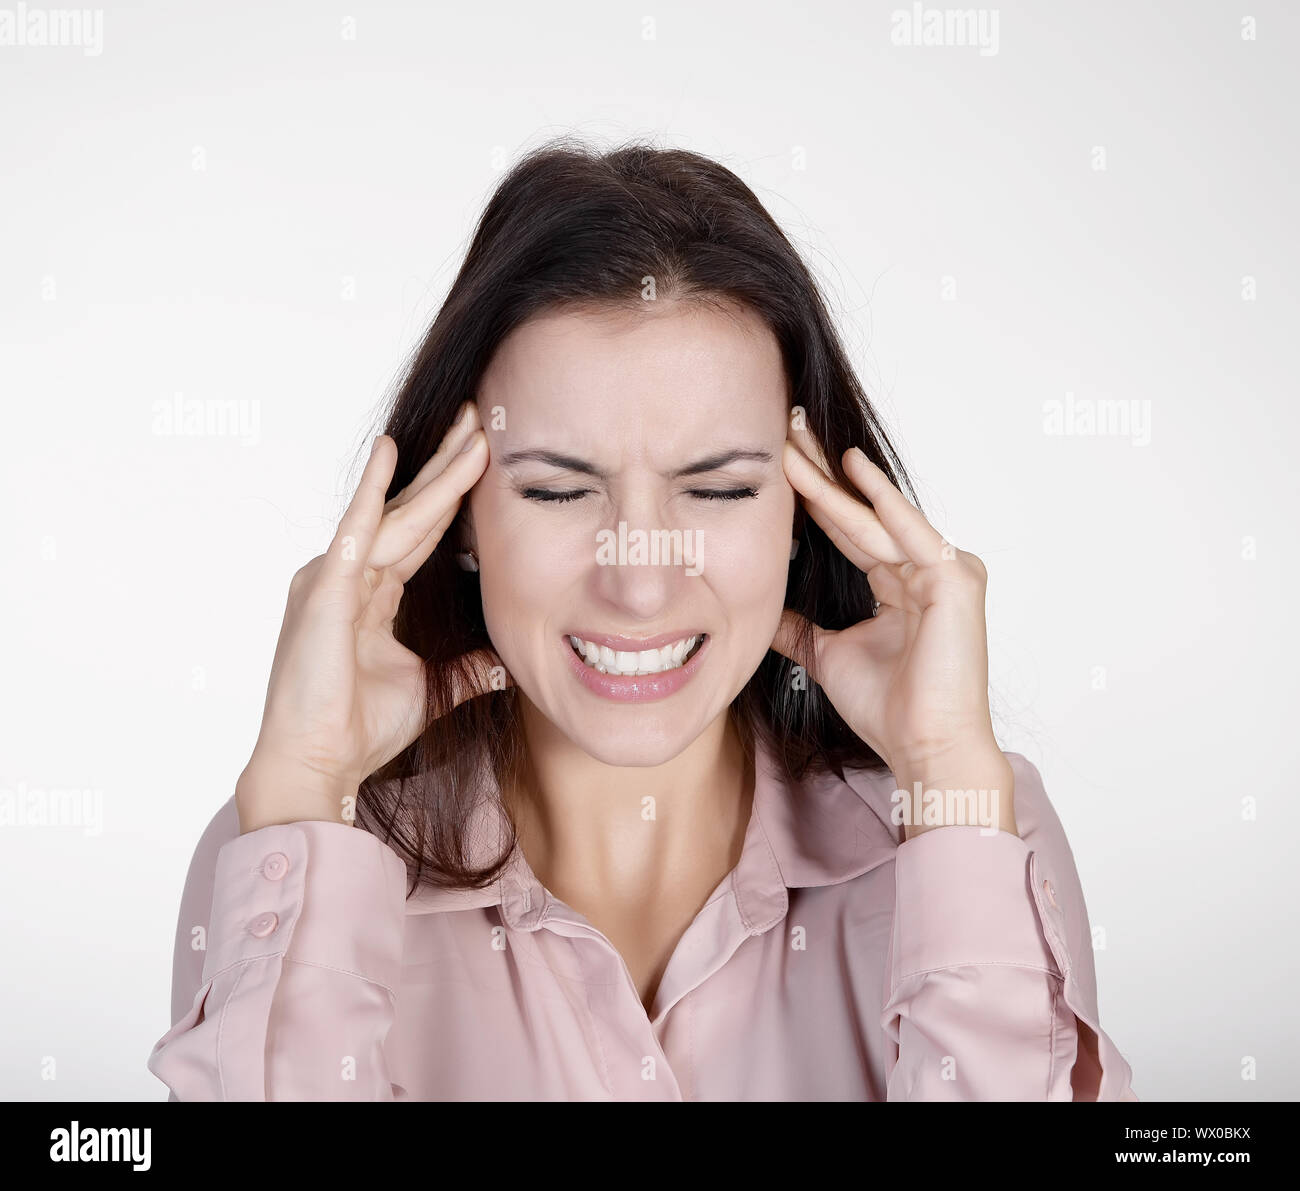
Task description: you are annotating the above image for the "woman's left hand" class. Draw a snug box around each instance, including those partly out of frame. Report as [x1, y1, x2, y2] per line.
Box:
[772, 417, 1015, 836]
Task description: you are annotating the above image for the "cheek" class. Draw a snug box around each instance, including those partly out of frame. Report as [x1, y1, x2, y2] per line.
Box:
[473, 496, 585, 660]
[698, 493, 794, 602]
[702, 522, 791, 629]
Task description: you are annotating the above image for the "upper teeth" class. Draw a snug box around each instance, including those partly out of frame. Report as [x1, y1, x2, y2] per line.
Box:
[568, 634, 702, 675]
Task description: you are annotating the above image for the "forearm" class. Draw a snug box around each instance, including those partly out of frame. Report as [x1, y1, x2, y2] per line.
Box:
[147, 818, 406, 1100]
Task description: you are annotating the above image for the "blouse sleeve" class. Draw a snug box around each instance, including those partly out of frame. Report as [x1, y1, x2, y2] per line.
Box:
[146, 796, 409, 1100]
[879, 752, 1137, 1100]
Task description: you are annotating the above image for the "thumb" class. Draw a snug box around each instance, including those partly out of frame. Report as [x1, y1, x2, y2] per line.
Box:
[770, 608, 824, 680]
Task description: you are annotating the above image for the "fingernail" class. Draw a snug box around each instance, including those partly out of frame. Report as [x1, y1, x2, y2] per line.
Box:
[371, 435, 383, 456]
[458, 429, 480, 455]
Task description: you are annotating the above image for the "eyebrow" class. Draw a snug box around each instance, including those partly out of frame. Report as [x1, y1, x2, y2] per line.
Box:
[497, 448, 774, 480]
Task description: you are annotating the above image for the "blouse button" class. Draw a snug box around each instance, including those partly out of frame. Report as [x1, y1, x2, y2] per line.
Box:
[248, 912, 279, 938]
[1043, 879, 1059, 909]
[262, 852, 290, 881]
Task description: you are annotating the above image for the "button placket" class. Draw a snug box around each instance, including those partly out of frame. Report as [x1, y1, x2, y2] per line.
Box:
[247, 850, 290, 938]
[1028, 851, 1069, 976]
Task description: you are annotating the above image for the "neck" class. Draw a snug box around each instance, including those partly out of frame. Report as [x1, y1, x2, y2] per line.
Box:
[503, 702, 754, 908]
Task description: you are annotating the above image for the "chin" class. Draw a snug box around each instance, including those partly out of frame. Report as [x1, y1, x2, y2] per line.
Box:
[567, 713, 705, 768]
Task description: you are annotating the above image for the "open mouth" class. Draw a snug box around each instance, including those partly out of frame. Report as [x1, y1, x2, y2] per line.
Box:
[567, 633, 707, 677]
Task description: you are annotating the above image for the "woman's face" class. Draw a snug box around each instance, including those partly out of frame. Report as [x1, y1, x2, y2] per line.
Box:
[464, 298, 796, 767]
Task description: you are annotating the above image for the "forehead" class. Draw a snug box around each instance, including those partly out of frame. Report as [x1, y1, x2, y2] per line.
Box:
[478, 299, 789, 443]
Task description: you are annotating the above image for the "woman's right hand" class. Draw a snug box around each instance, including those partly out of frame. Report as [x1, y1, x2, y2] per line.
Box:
[235, 401, 504, 834]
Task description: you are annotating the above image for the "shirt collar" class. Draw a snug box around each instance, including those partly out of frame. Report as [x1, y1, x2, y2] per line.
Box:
[404, 733, 900, 928]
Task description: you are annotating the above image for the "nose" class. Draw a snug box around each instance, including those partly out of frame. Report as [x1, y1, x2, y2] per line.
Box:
[588, 491, 704, 619]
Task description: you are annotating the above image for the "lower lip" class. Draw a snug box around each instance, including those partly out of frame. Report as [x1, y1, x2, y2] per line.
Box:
[562, 634, 710, 703]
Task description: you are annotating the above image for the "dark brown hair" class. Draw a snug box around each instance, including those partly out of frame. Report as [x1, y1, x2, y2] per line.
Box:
[357, 135, 919, 896]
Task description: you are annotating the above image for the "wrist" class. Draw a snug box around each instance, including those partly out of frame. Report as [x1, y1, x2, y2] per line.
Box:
[891, 745, 1017, 840]
[235, 750, 358, 834]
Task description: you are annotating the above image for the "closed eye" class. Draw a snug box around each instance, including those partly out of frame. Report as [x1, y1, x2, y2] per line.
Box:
[692, 487, 759, 501]
[520, 488, 588, 504]
[521, 487, 759, 504]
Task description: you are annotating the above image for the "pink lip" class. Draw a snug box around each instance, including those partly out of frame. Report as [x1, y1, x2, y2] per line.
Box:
[564, 629, 705, 652]
[561, 632, 710, 703]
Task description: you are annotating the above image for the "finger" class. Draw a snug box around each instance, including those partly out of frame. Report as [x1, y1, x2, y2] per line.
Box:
[842, 447, 948, 566]
[369, 430, 487, 572]
[769, 607, 825, 681]
[386, 497, 461, 585]
[325, 435, 399, 583]
[381, 405, 485, 584]
[788, 415, 835, 477]
[385, 402, 480, 513]
[782, 440, 904, 567]
[866, 561, 925, 616]
[358, 568, 406, 633]
[799, 491, 889, 571]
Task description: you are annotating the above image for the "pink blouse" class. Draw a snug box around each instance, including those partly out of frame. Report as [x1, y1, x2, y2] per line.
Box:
[147, 741, 1137, 1100]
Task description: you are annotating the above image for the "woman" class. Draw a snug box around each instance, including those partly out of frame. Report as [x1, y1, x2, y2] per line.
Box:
[147, 138, 1136, 1100]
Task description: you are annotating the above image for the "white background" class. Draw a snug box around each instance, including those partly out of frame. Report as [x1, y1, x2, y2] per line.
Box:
[2, 0, 1296, 1101]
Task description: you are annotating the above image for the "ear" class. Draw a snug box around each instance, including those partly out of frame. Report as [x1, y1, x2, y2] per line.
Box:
[791, 499, 807, 540]
[452, 509, 477, 554]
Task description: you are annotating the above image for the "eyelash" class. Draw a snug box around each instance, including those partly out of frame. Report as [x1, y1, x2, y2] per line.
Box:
[521, 487, 759, 505]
